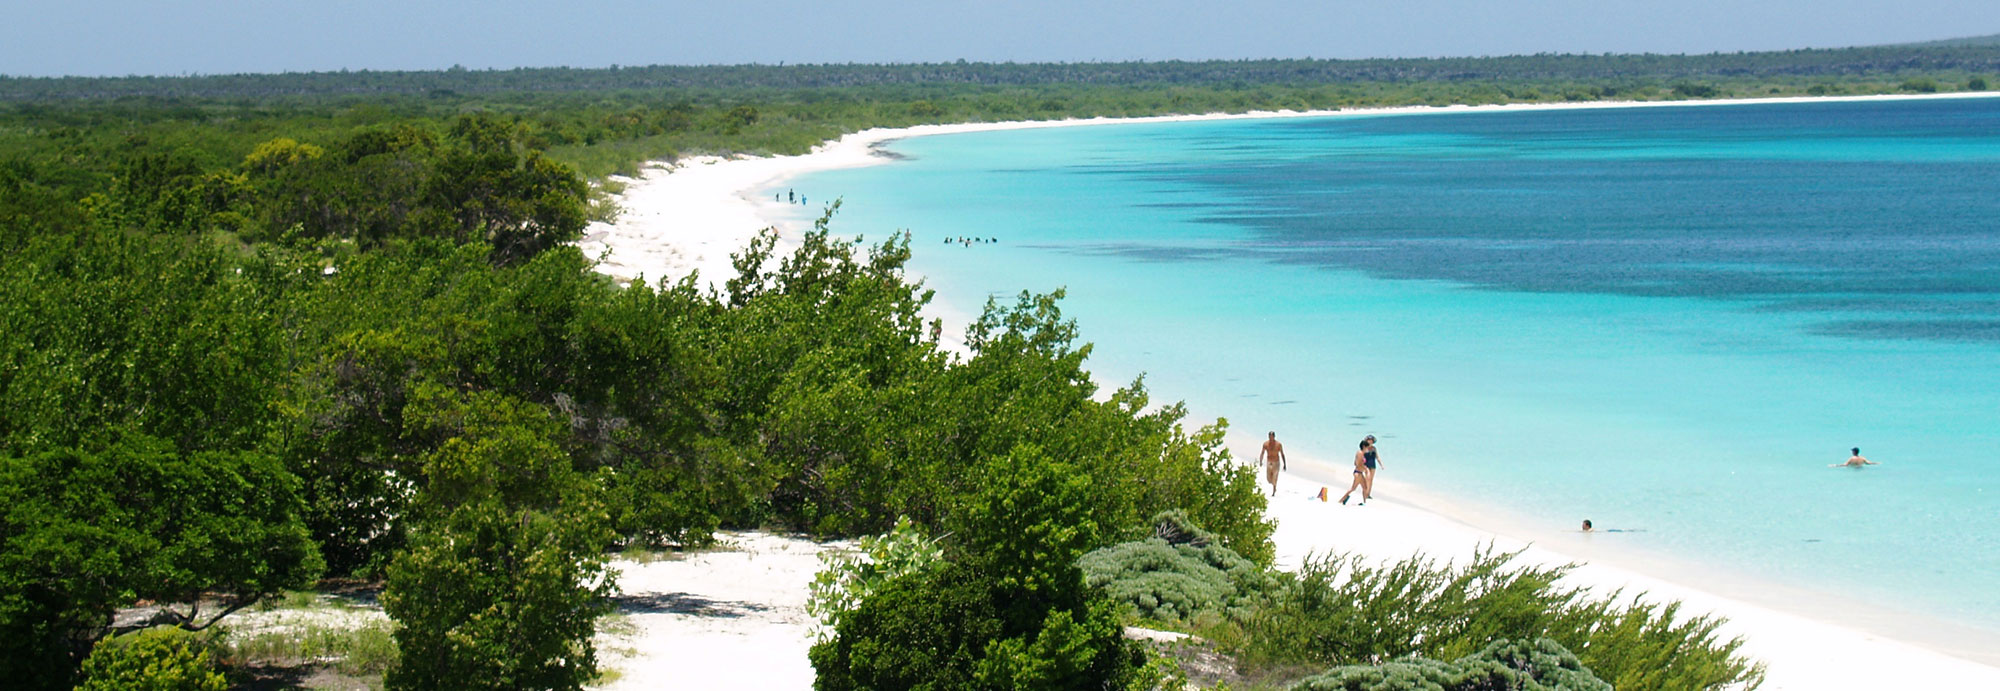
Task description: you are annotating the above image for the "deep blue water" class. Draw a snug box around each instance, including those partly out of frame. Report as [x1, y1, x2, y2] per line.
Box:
[787, 97, 2000, 638]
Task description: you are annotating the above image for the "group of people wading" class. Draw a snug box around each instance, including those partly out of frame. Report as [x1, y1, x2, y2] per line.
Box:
[1258, 432, 1381, 505]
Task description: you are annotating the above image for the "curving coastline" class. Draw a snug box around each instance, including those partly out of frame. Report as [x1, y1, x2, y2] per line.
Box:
[584, 92, 2000, 689]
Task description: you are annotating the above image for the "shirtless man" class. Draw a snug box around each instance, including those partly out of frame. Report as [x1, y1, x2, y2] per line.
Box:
[1832, 447, 1878, 468]
[1259, 432, 1286, 496]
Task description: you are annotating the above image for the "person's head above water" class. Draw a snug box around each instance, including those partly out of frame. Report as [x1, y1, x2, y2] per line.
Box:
[1853, 447, 1861, 456]
[1582, 519, 1594, 532]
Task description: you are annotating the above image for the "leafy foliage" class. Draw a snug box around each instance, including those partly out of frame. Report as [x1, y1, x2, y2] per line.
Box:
[7, 45, 2000, 103]
[1233, 549, 1764, 691]
[811, 441, 1161, 690]
[74, 627, 228, 691]
[1288, 637, 1610, 691]
[380, 387, 616, 691]
[806, 516, 945, 641]
[1080, 511, 1277, 623]
[0, 433, 320, 689]
[809, 554, 1149, 690]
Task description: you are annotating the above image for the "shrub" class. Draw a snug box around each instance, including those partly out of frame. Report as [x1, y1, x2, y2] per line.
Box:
[74, 627, 227, 691]
[807, 516, 944, 641]
[812, 444, 1152, 690]
[1238, 548, 1763, 691]
[1671, 83, 1719, 99]
[808, 561, 1148, 691]
[1289, 637, 1610, 691]
[1080, 511, 1276, 623]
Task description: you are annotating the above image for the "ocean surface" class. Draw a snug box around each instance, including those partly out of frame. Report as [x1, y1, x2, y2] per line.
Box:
[785, 97, 2000, 638]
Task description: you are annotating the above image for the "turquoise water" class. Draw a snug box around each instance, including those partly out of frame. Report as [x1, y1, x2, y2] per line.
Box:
[787, 97, 2000, 635]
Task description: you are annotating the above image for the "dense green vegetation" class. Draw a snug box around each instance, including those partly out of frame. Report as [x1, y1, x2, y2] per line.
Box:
[1234, 549, 1764, 689]
[7, 41, 1998, 100]
[2, 43, 1951, 686]
[1069, 515, 1762, 689]
[1080, 511, 1276, 624]
[0, 86, 1268, 685]
[1289, 638, 1611, 691]
[4, 44, 1995, 184]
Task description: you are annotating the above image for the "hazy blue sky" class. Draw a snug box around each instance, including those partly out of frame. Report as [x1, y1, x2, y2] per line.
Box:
[4, 1, 1997, 77]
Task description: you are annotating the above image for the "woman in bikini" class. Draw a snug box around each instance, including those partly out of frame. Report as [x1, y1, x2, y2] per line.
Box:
[1338, 438, 1374, 505]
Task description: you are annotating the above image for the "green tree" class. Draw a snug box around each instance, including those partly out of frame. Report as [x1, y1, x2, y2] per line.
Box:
[381, 386, 615, 691]
[948, 444, 1101, 597]
[813, 444, 1149, 690]
[0, 224, 280, 454]
[0, 432, 320, 689]
[420, 113, 587, 265]
[1899, 77, 1941, 93]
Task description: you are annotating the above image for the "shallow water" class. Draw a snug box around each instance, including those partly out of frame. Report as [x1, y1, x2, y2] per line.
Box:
[789, 97, 2000, 634]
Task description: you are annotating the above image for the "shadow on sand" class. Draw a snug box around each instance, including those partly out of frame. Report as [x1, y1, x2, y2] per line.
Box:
[613, 592, 771, 618]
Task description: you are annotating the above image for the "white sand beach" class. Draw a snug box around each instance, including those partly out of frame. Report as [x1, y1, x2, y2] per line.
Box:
[593, 532, 841, 690]
[583, 93, 2000, 689]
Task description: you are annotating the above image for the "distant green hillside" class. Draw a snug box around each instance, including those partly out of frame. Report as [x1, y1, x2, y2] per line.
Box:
[3, 41, 1997, 102]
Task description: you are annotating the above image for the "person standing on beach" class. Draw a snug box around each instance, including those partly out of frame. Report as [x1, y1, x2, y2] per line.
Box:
[1259, 432, 1286, 496]
[1361, 434, 1380, 499]
[1832, 447, 1878, 468]
[1338, 438, 1373, 505]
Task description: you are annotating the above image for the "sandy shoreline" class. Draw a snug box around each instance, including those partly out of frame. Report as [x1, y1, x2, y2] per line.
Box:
[583, 92, 2000, 689]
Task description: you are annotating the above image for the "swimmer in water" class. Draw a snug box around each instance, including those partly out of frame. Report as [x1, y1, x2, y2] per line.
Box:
[1581, 519, 1642, 533]
[1831, 447, 1878, 468]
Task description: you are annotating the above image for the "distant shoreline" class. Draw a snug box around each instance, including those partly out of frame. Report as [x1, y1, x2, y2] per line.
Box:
[586, 90, 2000, 688]
[584, 90, 2000, 292]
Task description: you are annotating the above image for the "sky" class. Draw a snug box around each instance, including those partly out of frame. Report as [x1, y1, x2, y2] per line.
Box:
[2, 1, 1997, 78]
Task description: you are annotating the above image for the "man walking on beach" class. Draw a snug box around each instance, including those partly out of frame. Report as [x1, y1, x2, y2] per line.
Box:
[1260, 432, 1286, 496]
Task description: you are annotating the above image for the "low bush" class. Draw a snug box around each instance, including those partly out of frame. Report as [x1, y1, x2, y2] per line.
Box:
[1289, 637, 1610, 691]
[1080, 511, 1276, 623]
[74, 627, 228, 691]
[1236, 548, 1764, 691]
